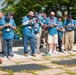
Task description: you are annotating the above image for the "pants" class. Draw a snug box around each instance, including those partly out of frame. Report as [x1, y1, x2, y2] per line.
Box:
[35, 33, 40, 52]
[58, 33, 63, 51]
[23, 35, 35, 54]
[3, 39, 13, 56]
[64, 31, 74, 51]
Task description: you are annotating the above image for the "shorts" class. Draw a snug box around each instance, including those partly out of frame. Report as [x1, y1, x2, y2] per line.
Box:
[48, 34, 58, 44]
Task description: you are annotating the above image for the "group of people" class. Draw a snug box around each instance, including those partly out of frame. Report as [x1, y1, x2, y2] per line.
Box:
[0, 10, 76, 59]
[22, 10, 76, 57]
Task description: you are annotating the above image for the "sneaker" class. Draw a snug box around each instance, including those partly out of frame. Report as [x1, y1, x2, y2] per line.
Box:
[67, 51, 73, 54]
[48, 51, 53, 55]
[43, 45, 46, 48]
[8, 56, 11, 59]
[62, 45, 64, 50]
[4, 55, 8, 58]
[24, 54, 28, 57]
[31, 54, 36, 57]
[53, 50, 59, 55]
[63, 51, 68, 54]
[10, 54, 14, 57]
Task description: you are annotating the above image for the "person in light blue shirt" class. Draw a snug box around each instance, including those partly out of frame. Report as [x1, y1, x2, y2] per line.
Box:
[45, 11, 59, 55]
[22, 11, 39, 57]
[57, 16, 64, 52]
[0, 12, 16, 58]
[41, 13, 47, 46]
[33, 11, 44, 54]
[63, 14, 75, 53]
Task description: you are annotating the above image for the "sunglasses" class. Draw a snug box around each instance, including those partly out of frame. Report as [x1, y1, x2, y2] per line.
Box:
[51, 15, 54, 16]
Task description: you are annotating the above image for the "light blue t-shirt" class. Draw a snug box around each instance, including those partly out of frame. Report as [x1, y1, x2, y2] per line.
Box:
[37, 14, 44, 30]
[1, 18, 16, 39]
[45, 17, 58, 35]
[38, 14, 44, 23]
[57, 21, 63, 35]
[42, 18, 46, 24]
[22, 16, 39, 37]
[63, 19, 75, 31]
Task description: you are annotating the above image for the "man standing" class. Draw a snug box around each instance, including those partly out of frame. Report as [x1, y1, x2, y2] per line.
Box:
[34, 11, 44, 54]
[0, 12, 16, 59]
[57, 16, 64, 52]
[63, 14, 75, 53]
[45, 11, 58, 55]
[22, 11, 39, 57]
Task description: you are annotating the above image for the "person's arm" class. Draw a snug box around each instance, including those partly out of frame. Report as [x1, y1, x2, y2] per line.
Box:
[22, 16, 34, 26]
[9, 25, 16, 30]
[53, 18, 58, 27]
[0, 23, 9, 30]
[8, 19, 16, 30]
[22, 21, 29, 25]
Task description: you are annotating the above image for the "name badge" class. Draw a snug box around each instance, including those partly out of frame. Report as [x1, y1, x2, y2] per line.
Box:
[69, 27, 72, 30]
[28, 26, 32, 29]
[35, 28, 37, 31]
[7, 28, 10, 31]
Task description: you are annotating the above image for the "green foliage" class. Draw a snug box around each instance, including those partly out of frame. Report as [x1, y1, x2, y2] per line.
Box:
[1, 0, 76, 37]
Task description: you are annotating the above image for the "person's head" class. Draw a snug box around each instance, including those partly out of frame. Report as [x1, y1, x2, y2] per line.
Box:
[27, 11, 34, 19]
[5, 12, 11, 21]
[67, 14, 72, 21]
[39, 10, 44, 17]
[34, 12, 38, 18]
[6, 12, 14, 18]
[0, 12, 3, 19]
[43, 13, 46, 19]
[50, 11, 55, 19]
[57, 16, 62, 21]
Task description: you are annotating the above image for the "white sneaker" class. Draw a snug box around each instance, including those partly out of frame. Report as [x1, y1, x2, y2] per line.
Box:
[53, 50, 59, 55]
[8, 56, 11, 59]
[62, 45, 64, 50]
[4, 55, 7, 58]
[48, 51, 53, 55]
[67, 51, 73, 54]
[43, 45, 46, 48]
[63, 51, 68, 54]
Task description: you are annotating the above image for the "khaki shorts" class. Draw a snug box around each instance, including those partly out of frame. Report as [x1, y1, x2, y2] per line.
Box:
[48, 34, 58, 44]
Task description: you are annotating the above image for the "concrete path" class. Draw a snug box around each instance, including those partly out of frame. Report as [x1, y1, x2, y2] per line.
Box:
[0, 45, 76, 75]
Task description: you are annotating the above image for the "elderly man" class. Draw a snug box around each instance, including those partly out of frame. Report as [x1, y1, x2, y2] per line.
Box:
[63, 14, 75, 53]
[22, 11, 39, 57]
[45, 11, 58, 55]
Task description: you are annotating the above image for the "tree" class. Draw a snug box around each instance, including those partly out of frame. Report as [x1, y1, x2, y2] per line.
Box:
[1, 0, 76, 36]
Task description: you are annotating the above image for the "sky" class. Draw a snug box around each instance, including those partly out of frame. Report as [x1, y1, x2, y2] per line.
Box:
[0, 0, 4, 9]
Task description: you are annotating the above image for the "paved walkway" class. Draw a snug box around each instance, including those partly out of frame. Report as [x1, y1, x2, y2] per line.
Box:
[0, 45, 76, 75]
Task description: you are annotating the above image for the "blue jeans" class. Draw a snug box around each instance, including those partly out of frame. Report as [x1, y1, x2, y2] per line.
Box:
[23, 35, 35, 54]
[3, 39, 13, 56]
